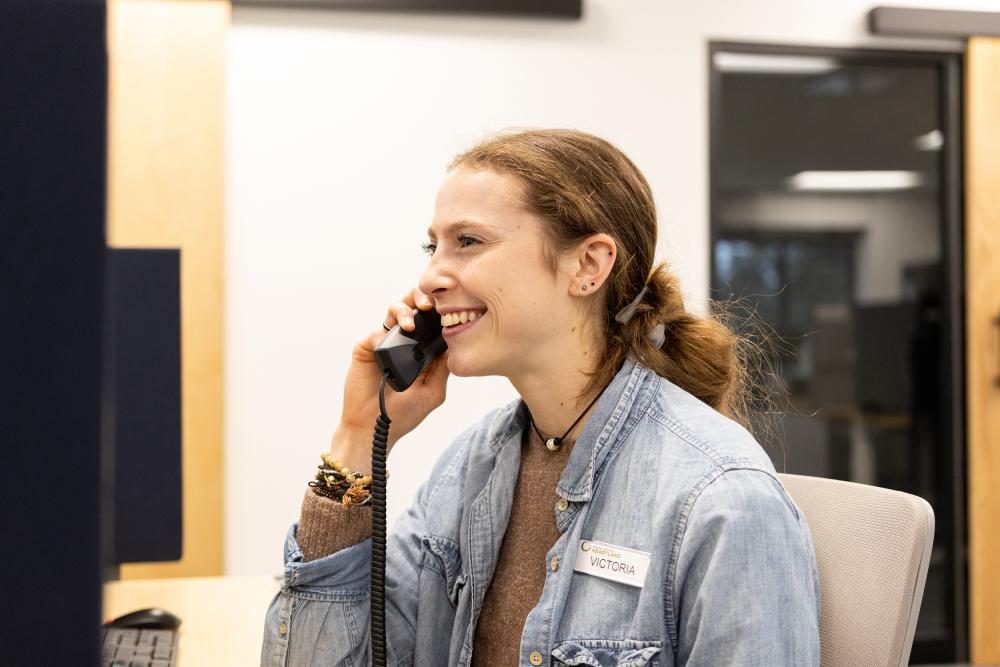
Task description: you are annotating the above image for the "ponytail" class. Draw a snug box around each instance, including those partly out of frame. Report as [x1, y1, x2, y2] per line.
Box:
[617, 263, 739, 416]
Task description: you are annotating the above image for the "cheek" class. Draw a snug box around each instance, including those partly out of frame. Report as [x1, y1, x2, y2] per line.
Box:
[482, 288, 538, 336]
[470, 254, 555, 337]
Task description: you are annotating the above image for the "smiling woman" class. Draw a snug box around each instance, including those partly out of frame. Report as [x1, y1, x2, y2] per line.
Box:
[260, 128, 820, 667]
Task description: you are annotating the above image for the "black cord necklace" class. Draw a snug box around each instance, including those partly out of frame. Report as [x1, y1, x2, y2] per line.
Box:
[527, 388, 606, 452]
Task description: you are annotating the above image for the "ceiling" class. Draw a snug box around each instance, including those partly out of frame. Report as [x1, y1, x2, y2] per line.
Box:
[714, 62, 942, 194]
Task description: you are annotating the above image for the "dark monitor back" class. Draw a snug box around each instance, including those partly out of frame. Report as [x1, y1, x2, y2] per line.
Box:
[0, 1, 107, 663]
[105, 248, 183, 565]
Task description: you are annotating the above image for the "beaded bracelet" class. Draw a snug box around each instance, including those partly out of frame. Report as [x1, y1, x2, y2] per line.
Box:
[308, 452, 388, 507]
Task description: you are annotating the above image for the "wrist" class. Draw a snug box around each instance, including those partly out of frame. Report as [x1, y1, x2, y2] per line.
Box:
[330, 423, 374, 473]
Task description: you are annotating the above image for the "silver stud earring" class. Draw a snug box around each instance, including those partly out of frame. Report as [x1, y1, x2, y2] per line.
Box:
[581, 284, 588, 291]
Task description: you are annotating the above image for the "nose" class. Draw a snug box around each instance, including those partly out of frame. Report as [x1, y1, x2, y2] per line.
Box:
[418, 253, 457, 301]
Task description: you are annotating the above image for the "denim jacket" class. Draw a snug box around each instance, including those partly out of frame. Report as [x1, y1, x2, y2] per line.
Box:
[261, 357, 821, 666]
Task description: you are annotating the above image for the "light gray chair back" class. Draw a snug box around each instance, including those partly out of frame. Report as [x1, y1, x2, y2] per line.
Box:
[778, 473, 935, 667]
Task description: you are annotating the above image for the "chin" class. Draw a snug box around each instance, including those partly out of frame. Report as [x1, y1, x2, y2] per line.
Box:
[445, 349, 495, 378]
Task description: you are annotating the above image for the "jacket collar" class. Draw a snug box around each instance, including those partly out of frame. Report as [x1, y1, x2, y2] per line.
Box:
[490, 355, 656, 503]
[558, 355, 656, 501]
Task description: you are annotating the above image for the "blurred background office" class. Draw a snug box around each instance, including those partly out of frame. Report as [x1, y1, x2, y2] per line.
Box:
[5, 0, 999, 665]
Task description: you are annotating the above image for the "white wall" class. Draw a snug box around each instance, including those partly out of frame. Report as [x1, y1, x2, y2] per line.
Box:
[225, 0, 989, 575]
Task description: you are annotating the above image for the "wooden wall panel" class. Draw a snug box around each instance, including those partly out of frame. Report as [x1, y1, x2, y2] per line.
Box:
[966, 36, 1000, 665]
[106, 0, 229, 578]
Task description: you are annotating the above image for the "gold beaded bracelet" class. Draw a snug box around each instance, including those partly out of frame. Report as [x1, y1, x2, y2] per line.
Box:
[308, 452, 388, 507]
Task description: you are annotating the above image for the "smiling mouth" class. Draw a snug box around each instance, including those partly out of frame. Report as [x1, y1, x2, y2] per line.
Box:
[440, 309, 487, 328]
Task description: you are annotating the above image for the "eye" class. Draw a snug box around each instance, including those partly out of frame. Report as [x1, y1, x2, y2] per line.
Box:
[457, 234, 481, 248]
[420, 234, 481, 257]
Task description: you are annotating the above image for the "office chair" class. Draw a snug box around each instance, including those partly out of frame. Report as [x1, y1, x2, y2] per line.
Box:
[777, 473, 935, 667]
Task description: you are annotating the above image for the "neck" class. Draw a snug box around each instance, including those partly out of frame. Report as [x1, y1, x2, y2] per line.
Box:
[507, 327, 608, 444]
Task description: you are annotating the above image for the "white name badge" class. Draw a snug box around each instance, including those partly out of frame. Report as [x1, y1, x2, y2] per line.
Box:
[573, 539, 651, 588]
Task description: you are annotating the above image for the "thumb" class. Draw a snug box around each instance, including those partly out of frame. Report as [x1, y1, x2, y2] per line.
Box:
[420, 350, 451, 386]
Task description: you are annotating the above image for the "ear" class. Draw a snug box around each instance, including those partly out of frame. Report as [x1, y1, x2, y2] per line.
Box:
[565, 233, 616, 295]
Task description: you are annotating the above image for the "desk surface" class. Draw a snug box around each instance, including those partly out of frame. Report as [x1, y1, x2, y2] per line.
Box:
[104, 575, 280, 667]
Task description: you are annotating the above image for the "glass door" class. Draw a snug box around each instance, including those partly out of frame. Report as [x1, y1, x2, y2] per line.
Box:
[709, 43, 965, 663]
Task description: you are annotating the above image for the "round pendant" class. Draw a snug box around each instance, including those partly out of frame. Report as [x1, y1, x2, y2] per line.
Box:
[545, 438, 562, 452]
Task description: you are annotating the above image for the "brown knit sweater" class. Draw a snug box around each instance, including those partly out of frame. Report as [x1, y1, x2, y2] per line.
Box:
[296, 427, 572, 666]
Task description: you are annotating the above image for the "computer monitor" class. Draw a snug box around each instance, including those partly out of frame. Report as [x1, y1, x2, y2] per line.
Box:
[3, 4, 182, 663]
[3, 2, 107, 663]
[103, 248, 183, 574]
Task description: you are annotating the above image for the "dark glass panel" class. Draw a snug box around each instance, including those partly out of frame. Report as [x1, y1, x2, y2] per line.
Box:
[711, 48, 960, 663]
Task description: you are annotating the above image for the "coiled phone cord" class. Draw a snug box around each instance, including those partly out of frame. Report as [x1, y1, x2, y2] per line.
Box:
[370, 372, 391, 667]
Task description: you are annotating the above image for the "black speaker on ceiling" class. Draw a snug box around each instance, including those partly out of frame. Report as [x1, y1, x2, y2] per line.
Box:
[233, 0, 582, 18]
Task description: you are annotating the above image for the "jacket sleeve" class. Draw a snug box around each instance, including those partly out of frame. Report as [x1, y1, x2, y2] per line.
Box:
[670, 468, 821, 666]
[260, 452, 456, 667]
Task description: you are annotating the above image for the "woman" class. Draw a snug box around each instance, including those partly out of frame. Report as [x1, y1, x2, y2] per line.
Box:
[261, 129, 820, 667]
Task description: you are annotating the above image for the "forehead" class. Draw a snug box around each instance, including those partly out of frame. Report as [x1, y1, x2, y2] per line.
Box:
[427, 167, 532, 237]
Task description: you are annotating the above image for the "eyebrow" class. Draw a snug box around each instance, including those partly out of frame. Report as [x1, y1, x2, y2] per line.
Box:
[425, 220, 495, 239]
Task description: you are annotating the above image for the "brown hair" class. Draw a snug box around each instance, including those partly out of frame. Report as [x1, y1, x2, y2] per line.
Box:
[449, 128, 768, 431]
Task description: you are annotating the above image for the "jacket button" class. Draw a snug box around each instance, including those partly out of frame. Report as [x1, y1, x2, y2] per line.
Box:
[557, 497, 569, 512]
[550, 556, 559, 571]
[529, 650, 543, 665]
[278, 621, 288, 636]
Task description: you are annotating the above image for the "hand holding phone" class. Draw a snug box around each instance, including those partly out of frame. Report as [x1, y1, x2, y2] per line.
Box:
[345, 290, 448, 667]
[374, 306, 447, 392]
[333, 290, 450, 459]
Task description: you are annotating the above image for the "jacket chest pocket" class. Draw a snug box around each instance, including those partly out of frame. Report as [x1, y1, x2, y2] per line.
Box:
[551, 639, 662, 667]
[423, 534, 466, 607]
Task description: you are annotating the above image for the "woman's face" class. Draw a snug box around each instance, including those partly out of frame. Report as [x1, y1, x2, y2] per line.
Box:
[418, 167, 583, 380]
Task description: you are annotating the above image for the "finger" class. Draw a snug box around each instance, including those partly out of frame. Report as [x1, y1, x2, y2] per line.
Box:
[359, 328, 384, 353]
[411, 287, 434, 310]
[384, 302, 409, 330]
[418, 349, 449, 382]
[431, 350, 450, 381]
[381, 306, 398, 331]
[390, 301, 416, 330]
[386, 288, 419, 330]
[419, 352, 450, 404]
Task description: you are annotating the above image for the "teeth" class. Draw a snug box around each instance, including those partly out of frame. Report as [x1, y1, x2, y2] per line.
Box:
[442, 310, 485, 327]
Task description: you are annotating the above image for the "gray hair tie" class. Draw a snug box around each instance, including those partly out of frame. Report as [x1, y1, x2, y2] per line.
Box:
[614, 285, 666, 348]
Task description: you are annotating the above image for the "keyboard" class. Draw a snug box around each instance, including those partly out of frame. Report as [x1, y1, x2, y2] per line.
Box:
[101, 627, 178, 667]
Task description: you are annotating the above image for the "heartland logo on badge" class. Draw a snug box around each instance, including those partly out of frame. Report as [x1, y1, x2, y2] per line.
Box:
[573, 539, 651, 588]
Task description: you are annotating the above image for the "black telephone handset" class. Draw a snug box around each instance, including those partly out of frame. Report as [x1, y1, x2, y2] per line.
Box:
[373, 307, 447, 392]
[367, 306, 446, 667]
